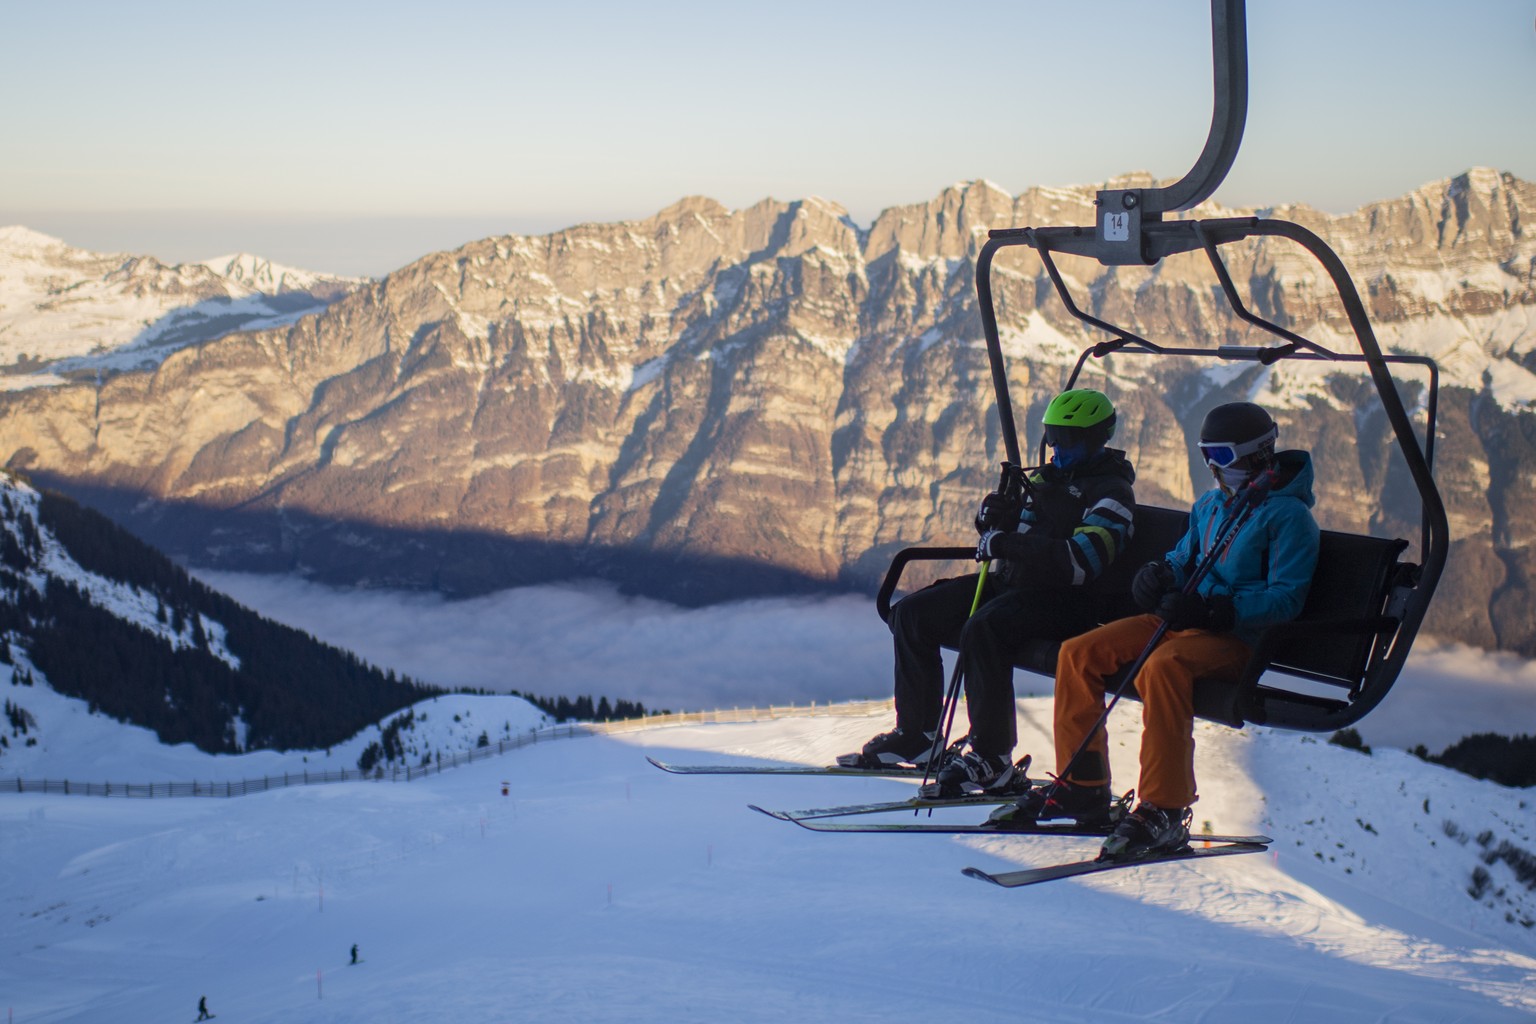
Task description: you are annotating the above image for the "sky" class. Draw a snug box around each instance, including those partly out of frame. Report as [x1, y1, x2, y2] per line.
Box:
[3, 0, 1534, 277]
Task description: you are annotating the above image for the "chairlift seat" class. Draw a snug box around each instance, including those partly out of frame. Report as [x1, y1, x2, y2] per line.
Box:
[875, 504, 1412, 733]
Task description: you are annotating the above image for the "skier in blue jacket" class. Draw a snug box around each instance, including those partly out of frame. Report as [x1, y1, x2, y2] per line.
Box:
[996, 401, 1320, 859]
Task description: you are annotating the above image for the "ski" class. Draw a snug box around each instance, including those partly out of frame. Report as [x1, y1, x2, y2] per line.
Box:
[748, 791, 1032, 821]
[758, 810, 1134, 838]
[771, 815, 1270, 844]
[646, 756, 926, 778]
[962, 841, 1270, 888]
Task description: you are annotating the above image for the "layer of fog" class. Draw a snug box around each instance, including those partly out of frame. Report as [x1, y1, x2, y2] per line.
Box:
[196, 571, 1534, 755]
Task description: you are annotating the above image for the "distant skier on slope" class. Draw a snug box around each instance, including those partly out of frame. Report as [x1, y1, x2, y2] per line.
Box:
[838, 389, 1137, 794]
[196, 995, 213, 1020]
[992, 402, 1319, 860]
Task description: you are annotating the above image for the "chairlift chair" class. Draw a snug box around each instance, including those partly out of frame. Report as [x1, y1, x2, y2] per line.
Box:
[877, 0, 1449, 734]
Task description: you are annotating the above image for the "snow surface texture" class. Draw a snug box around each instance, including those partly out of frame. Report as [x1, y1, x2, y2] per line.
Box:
[1, 691, 1533, 1023]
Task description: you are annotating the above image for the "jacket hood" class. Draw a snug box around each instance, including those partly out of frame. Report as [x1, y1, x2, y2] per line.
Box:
[1269, 450, 1316, 508]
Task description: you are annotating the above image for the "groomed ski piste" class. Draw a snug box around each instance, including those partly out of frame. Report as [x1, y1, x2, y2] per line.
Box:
[2, 684, 1534, 1023]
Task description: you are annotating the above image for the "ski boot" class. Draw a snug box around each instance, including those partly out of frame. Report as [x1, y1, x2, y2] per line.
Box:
[835, 728, 938, 769]
[1098, 802, 1192, 861]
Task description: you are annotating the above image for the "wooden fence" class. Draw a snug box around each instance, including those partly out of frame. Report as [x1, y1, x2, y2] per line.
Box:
[2, 699, 891, 799]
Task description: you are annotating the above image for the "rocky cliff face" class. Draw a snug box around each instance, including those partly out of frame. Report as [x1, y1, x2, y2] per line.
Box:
[1, 170, 1532, 652]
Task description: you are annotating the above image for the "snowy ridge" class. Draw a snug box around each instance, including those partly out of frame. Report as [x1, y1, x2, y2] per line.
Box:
[0, 698, 1532, 1022]
[0, 473, 434, 757]
[0, 225, 362, 386]
[1, 477, 237, 668]
[194, 252, 345, 293]
[0, 680, 549, 784]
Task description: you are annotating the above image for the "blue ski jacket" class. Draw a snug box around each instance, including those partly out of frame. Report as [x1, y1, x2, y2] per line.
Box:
[1164, 450, 1320, 647]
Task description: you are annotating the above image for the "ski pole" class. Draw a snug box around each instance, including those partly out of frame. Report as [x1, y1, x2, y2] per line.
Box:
[918, 561, 990, 790]
[918, 461, 1028, 788]
[1053, 469, 1278, 789]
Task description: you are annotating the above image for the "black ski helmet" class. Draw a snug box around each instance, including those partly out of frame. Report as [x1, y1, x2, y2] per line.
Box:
[1198, 402, 1278, 468]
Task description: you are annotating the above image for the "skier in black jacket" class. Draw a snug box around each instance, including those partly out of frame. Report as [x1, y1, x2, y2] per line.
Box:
[839, 389, 1137, 793]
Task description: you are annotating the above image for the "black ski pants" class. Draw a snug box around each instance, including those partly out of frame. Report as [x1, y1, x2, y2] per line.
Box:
[888, 574, 1095, 757]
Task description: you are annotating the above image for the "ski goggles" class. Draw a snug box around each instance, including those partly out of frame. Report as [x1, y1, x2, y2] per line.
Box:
[1198, 426, 1277, 467]
[1043, 425, 1084, 449]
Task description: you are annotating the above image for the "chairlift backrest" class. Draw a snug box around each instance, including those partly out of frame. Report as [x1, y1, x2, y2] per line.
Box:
[1272, 531, 1408, 688]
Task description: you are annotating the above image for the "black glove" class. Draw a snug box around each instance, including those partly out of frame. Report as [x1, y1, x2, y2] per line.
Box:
[977, 529, 1053, 571]
[976, 529, 1010, 562]
[1154, 591, 1236, 632]
[974, 491, 1023, 536]
[1131, 561, 1176, 612]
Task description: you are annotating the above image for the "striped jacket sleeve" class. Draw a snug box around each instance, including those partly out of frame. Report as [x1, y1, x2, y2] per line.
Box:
[1065, 492, 1136, 586]
[1015, 474, 1136, 587]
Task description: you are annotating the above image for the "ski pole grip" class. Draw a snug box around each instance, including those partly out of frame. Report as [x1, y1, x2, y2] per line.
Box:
[997, 461, 1023, 501]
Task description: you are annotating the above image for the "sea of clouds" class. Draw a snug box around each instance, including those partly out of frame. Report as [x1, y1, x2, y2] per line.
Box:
[195, 571, 1533, 755]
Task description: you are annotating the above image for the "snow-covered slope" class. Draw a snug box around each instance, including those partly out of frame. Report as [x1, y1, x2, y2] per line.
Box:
[0, 680, 548, 784]
[0, 471, 432, 755]
[0, 225, 362, 387]
[1, 697, 1531, 1023]
[3, 478, 237, 667]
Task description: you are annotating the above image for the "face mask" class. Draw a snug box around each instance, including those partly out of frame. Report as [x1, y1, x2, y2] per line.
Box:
[1052, 442, 1094, 470]
[1211, 463, 1251, 490]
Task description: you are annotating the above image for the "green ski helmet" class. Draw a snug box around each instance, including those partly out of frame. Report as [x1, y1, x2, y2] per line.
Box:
[1042, 389, 1116, 467]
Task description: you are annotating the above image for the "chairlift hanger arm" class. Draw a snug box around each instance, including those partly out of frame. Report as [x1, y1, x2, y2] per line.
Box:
[1041, 0, 1249, 266]
[1010, 0, 1249, 269]
[1148, 0, 1249, 216]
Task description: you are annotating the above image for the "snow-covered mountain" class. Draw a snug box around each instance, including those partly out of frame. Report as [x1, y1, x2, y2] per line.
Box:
[1, 694, 1532, 1022]
[0, 470, 429, 757]
[0, 225, 362, 386]
[0, 173, 1532, 655]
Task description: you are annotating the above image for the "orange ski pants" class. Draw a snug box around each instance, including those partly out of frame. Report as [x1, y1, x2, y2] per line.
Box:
[1054, 614, 1252, 809]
